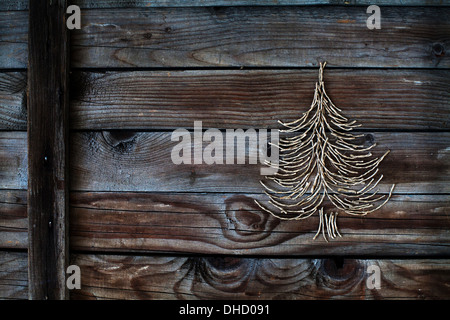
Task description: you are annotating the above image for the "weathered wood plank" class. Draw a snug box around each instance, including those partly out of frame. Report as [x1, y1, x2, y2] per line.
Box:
[2, 191, 448, 255]
[0, 251, 28, 300]
[72, 0, 450, 7]
[3, 7, 449, 69]
[2, 0, 449, 11]
[4, 69, 444, 129]
[1, 131, 448, 194]
[71, 69, 450, 131]
[0, 190, 27, 249]
[27, 0, 70, 300]
[71, 254, 450, 300]
[70, 193, 450, 256]
[0, 132, 27, 190]
[1, 192, 449, 255]
[5, 69, 448, 131]
[0, 72, 27, 130]
[0, 11, 28, 69]
[70, 131, 450, 194]
[0, 2, 27, 11]
[71, 6, 450, 68]
[4, 251, 449, 301]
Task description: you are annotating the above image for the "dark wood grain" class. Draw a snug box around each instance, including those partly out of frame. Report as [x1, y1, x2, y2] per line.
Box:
[0, 11, 28, 69]
[0, 1, 28, 11]
[0, 0, 447, 302]
[2, 0, 448, 11]
[0, 251, 28, 300]
[0, 132, 27, 190]
[5, 69, 449, 131]
[70, 192, 450, 256]
[1, 191, 449, 255]
[27, 0, 69, 300]
[0, 72, 27, 130]
[72, 0, 450, 7]
[0, 190, 27, 249]
[3, 7, 449, 69]
[71, 69, 450, 130]
[5, 131, 447, 193]
[71, 6, 450, 68]
[71, 254, 450, 300]
[70, 131, 450, 194]
[3, 251, 449, 300]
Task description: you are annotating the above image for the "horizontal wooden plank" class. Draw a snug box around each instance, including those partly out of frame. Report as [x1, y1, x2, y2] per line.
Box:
[0, 11, 28, 69]
[0, 132, 27, 190]
[2, 0, 449, 11]
[1, 131, 448, 194]
[0, 72, 27, 130]
[3, 191, 449, 255]
[70, 131, 450, 194]
[3, 7, 449, 69]
[70, 193, 450, 256]
[3, 190, 448, 255]
[71, 254, 450, 299]
[71, 69, 450, 130]
[0, 190, 27, 249]
[72, 0, 450, 7]
[4, 250, 449, 300]
[5, 69, 449, 131]
[0, 2, 27, 11]
[0, 251, 28, 300]
[71, 6, 450, 68]
[3, 250, 449, 300]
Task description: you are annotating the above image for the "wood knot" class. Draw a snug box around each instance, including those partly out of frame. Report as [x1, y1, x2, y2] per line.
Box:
[102, 130, 138, 153]
[323, 258, 353, 278]
[432, 43, 445, 57]
[209, 6, 229, 19]
[222, 195, 279, 243]
[365, 133, 375, 145]
[316, 259, 365, 291]
[204, 257, 247, 272]
[143, 32, 153, 39]
[194, 257, 254, 295]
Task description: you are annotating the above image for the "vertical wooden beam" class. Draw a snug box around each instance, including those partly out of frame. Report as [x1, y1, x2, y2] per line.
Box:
[27, 0, 69, 299]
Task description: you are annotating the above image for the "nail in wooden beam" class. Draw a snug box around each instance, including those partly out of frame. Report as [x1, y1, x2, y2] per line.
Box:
[27, 0, 69, 300]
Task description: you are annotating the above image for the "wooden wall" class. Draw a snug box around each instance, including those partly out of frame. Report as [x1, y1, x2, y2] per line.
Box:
[1, 0, 449, 300]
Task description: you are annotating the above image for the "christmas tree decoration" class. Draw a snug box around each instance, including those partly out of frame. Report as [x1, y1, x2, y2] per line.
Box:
[255, 62, 395, 241]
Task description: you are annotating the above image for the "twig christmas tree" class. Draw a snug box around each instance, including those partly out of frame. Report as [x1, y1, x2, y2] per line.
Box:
[255, 62, 395, 241]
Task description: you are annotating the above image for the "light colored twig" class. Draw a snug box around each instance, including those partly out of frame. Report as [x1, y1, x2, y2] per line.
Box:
[255, 62, 395, 241]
